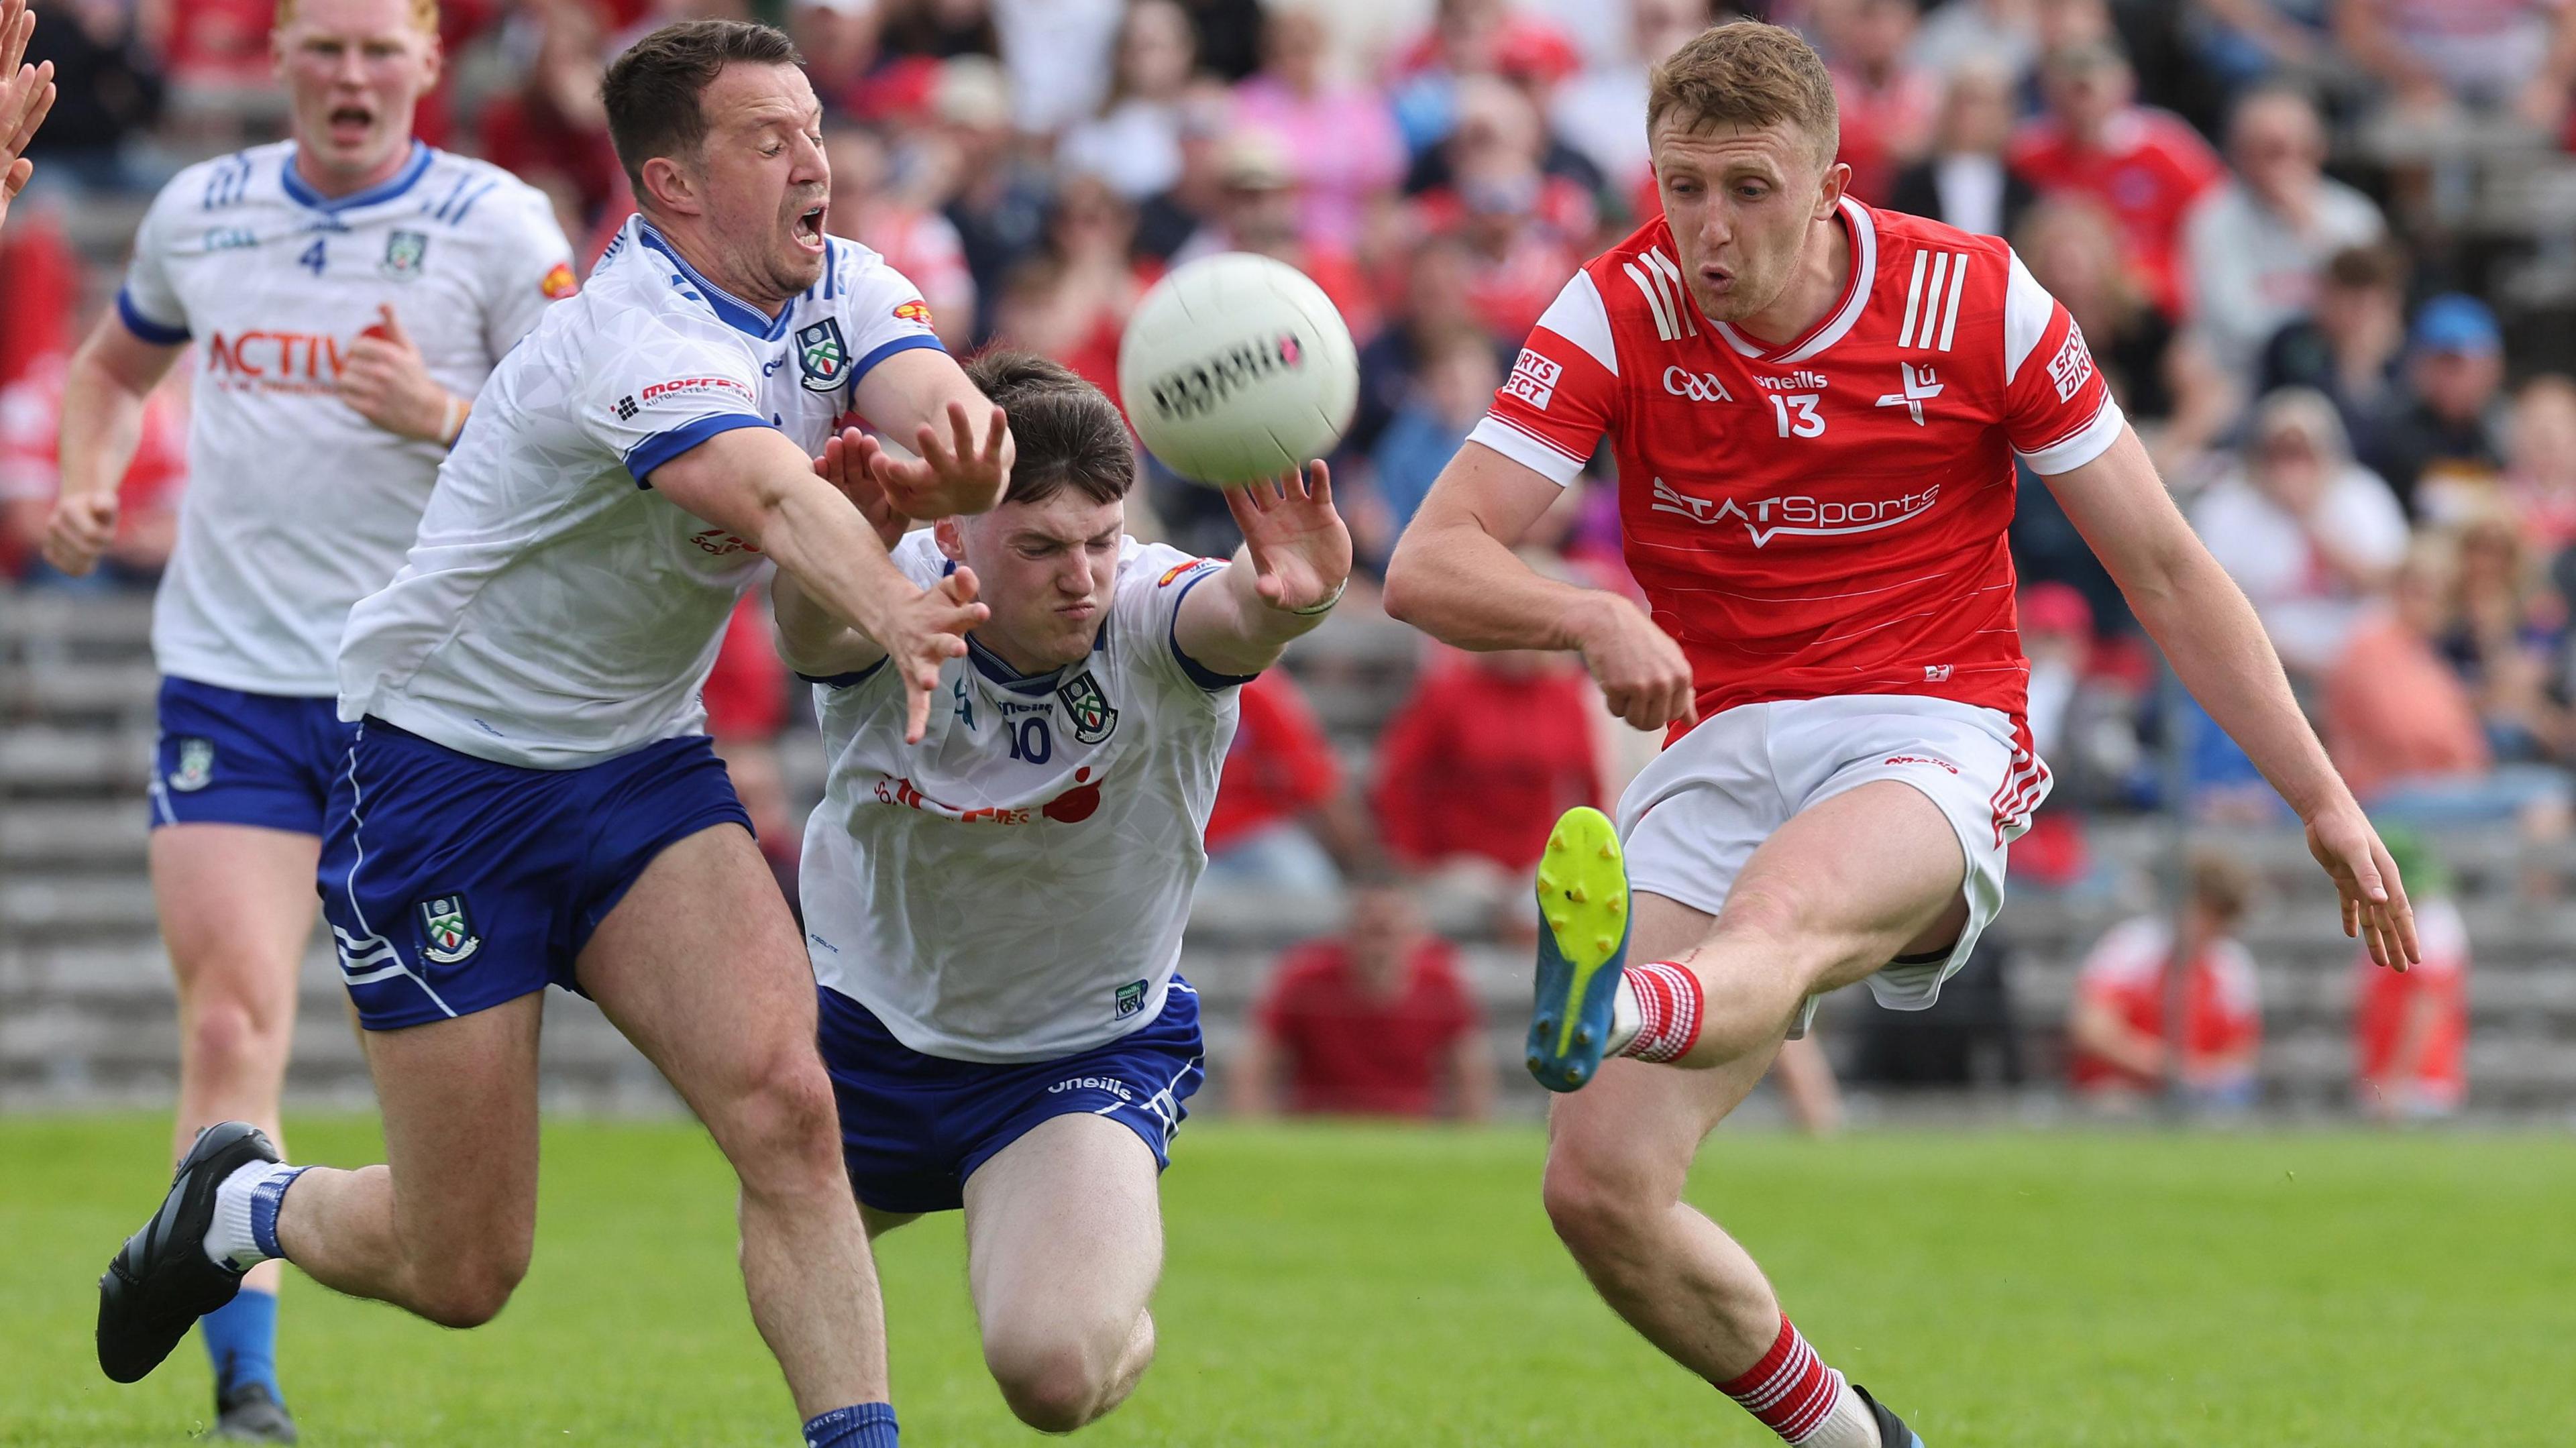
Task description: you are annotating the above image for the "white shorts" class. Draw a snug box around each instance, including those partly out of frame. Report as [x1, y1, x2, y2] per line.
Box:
[1615, 693, 2050, 1037]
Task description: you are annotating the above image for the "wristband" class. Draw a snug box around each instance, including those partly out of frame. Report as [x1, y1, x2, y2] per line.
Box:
[437, 395, 468, 449]
[1282, 577, 1347, 617]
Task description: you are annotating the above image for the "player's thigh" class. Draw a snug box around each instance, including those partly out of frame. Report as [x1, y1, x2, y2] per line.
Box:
[360, 992, 545, 1274]
[574, 824, 828, 1160]
[961, 1113, 1163, 1349]
[152, 824, 321, 1009]
[1721, 777, 1968, 994]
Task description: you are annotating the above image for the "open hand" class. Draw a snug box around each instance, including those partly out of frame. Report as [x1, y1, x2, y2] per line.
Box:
[41, 488, 117, 575]
[338, 304, 458, 443]
[0, 0, 54, 237]
[815, 426, 906, 549]
[877, 567, 987, 744]
[2305, 799, 2420, 971]
[852, 401, 1011, 520]
[1222, 461, 1351, 613]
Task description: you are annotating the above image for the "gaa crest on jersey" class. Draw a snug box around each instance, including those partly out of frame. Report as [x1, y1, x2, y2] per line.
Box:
[379, 229, 430, 282]
[168, 738, 215, 793]
[1114, 979, 1147, 1018]
[416, 894, 481, 964]
[796, 317, 852, 393]
[1057, 669, 1118, 744]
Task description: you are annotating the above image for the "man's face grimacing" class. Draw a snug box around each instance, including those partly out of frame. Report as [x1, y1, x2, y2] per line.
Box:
[938, 494, 1126, 674]
[1649, 115, 1846, 325]
[682, 62, 833, 302]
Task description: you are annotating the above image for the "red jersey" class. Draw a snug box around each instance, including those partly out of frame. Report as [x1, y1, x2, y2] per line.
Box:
[1468, 199, 2123, 731]
[2353, 895, 2469, 1109]
[2068, 917, 2262, 1093]
[1253, 937, 1479, 1117]
[1373, 656, 1601, 871]
[2006, 107, 2223, 319]
[1206, 670, 1342, 851]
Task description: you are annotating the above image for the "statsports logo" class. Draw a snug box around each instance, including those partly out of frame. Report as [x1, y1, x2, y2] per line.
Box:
[1650, 476, 1941, 547]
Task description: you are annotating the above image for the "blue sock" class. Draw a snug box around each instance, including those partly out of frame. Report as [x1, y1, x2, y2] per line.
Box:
[803, 1402, 898, 1448]
[200, 1286, 280, 1400]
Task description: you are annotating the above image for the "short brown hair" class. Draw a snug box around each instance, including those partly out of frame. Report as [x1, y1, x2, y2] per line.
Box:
[2323, 241, 2406, 294]
[275, 0, 439, 32]
[1647, 19, 1839, 167]
[964, 351, 1136, 507]
[602, 19, 802, 193]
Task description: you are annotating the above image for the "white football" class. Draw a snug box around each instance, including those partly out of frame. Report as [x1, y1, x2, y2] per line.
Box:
[1118, 252, 1360, 488]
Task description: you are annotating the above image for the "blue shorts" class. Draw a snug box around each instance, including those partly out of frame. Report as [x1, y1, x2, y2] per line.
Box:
[317, 720, 753, 1032]
[818, 981, 1205, 1215]
[150, 677, 357, 834]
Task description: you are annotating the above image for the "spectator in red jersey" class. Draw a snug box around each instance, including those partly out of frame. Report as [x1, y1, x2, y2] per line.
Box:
[1231, 3, 1406, 254]
[824, 121, 976, 350]
[2008, 38, 2223, 319]
[1886, 60, 2036, 239]
[1373, 646, 1603, 902]
[0, 201, 72, 386]
[2352, 828, 2471, 1119]
[0, 351, 184, 583]
[1203, 669, 1364, 894]
[1234, 877, 1495, 1119]
[1817, 0, 1937, 205]
[996, 172, 1148, 400]
[2068, 850, 2263, 1110]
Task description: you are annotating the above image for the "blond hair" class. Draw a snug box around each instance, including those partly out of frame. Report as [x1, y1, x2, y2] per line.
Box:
[1647, 19, 1838, 166]
[275, 0, 441, 34]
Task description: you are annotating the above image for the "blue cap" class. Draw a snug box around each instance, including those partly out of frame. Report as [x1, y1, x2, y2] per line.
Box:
[2411, 294, 2500, 356]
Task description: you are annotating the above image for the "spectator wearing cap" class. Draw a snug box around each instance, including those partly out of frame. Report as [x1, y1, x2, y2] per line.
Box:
[1230, 4, 1405, 254]
[1058, 0, 1199, 203]
[2191, 388, 2410, 677]
[2352, 827, 2472, 1120]
[2008, 38, 2224, 319]
[2324, 538, 2575, 837]
[2256, 241, 2409, 468]
[1819, 0, 1939, 205]
[2182, 84, 2386, 388]
[1235, 877, 1494, 1120]
[1887, 60, 2037, 239]
[2373, 294, 2510, 522]
[2068, 850, 2265, 1112]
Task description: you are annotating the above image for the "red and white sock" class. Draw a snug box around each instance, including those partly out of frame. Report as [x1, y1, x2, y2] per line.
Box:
[1717, 1316, 1880, 1447]
[1613, 960, 1703, 1064]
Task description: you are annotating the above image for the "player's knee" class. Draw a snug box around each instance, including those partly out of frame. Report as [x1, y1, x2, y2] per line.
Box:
[411, 1252, 527, 1329]
[1541, 1141, 1670, 1268]
[721, 1049, 845, 1195]
[181, 993, 286, 1076]
[987, 1336, 1115, 1434]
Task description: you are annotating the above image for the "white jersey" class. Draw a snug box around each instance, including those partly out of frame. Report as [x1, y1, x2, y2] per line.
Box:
[119, 140, 574, 695]
[800, 531, 1248, 1064]
[335, 214, 943, 768]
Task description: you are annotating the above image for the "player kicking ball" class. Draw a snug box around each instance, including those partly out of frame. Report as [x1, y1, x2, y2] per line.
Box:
[777, 350, 1351, 1433]
[1384, 21, 2418, 1448]
[94, 21, 1006, 1448]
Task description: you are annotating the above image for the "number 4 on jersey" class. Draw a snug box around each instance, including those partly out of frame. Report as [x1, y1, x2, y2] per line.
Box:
[299, 239, 327, 276]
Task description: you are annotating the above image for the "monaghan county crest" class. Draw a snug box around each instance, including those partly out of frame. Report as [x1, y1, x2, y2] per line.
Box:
[795, 317, 851, 394]
[1114, 979, 1147, 1018]
[168, 738, 215, 793]
[380, 229, 429, 281]
[417, 895, 481, 964]
[1057, 669, 1118, 745]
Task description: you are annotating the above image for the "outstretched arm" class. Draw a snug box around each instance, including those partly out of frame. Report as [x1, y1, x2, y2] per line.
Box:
[650, 425, 985, 743]
[1171, 463, 1355, 678]
[847, 347, 1014, 521]
[1383, 441, 1695, 731]
[2043, 425, 2419, 968]
[773, 427, 912, 681]
[0, 0, 54, 238]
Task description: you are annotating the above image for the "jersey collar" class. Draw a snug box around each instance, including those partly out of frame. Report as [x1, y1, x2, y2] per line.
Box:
[633, 218, 798, 341]
[1710, 195, 1878, 367]
[279, 140, 434, 214]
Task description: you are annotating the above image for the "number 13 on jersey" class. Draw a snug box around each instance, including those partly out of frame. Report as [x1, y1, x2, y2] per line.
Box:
[1768, 392, 1825, 439]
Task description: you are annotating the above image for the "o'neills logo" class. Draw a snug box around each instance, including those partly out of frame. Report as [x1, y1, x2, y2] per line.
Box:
[1146, 332, 1303, 420]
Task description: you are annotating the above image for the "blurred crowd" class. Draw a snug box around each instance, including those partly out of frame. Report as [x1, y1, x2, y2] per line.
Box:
[8, 0, 2576, 1115]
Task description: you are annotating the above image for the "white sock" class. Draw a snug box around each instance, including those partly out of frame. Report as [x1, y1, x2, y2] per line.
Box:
[203, 1160, 298, 1272]
[1790, 1379, 1882, 1448]
[1605, 975, 1642, 1054]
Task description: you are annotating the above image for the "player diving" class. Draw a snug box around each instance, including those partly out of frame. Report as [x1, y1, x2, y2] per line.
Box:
[1384, 19, 2418, 1448]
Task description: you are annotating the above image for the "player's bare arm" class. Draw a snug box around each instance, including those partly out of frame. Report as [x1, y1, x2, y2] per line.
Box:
[773, 427, 912, 677]
[1171, 462, 1354, 677]
[651, 424, 985, 743]
[337, 303, 470, 446]
[45, 315, 186, 575]
[847, 348, 1015, 522]
[0, 0, 54, 237]
[2044, 425, 2419, 968]
[1384, 442, 1695, 730]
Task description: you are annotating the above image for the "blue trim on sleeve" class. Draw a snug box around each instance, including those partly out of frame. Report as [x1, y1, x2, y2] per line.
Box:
[1167, 565, 1263, 691]
[625, 413, 773, 487]
[850, 333, 945, 386]
[115, 288, 191, 345]
[798, 659, 890, 689]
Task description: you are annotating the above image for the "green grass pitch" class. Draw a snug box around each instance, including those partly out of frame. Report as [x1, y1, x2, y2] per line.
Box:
[4, 1116, 2572, 1445]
